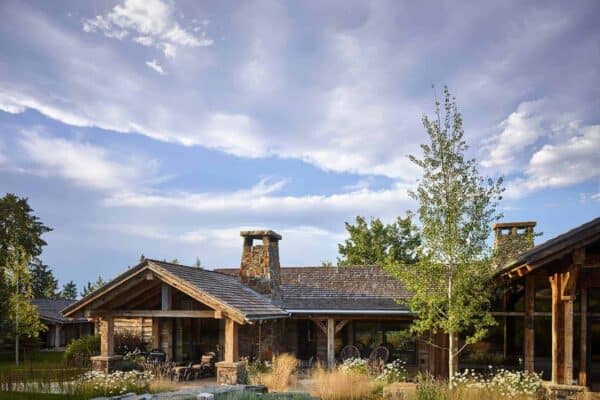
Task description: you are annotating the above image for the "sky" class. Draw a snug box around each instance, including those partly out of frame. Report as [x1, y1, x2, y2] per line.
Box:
[0, 0, 598, 290]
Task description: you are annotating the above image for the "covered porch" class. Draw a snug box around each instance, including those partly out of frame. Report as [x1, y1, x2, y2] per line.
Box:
[498, 218, 600, 392]
[62, 259, 289, 383]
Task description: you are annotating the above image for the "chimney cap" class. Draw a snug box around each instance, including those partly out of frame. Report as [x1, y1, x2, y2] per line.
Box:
[240, 230, 282, 240]
[492, 221, 536, 230]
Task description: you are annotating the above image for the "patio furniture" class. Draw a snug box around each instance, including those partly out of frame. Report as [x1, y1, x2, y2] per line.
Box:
[368, 346, 390, 372]
[339, 345, 360, 361]
[192, 352, 217, 378]
[174, 362, 193, 381]
[147, 349, 166, 363]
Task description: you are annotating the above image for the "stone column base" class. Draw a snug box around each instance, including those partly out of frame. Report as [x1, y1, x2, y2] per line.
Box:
[91, 355, 123, 373]
[215, 361, 245, 385]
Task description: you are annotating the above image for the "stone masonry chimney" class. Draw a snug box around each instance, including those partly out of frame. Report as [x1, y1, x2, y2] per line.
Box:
[239, 230, 282, 301]
[493, 221, 536, 266]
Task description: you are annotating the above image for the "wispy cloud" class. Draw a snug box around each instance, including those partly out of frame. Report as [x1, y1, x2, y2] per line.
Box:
[145, 59, 165, 75]
[83, 0, 213, 58]
[18, 130, 159, 191]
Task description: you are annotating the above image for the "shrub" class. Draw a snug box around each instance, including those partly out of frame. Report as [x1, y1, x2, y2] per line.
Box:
[310, 365, 376, 400]
[250, 353, 297, 392]
[64, 335, 100, 367]
[376, 359, 408, 383]
[339, 357, 370, 376]
[451, 368, 545, 400]
[72, 370, 152, 397]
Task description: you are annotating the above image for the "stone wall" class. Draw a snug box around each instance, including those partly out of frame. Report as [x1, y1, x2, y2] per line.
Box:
[238, 319, 292, 360]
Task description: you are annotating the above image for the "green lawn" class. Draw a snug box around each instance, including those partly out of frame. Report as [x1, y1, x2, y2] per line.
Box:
[0, 351, 64, 370]
[0, 351, 85, 384]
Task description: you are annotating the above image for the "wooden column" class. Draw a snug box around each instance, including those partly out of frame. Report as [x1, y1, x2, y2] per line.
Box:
[550, 272, 564, 383]
[100, 315, 114, 357]
[151, 318, 160, 349]
[327, 318, 335, 369]
[224, 318, 239, 362]
[524, 275, 535, 373]
[563, 297, 574, 384]
[161, 284, 172, 310]
[54, 325, 62, 348]
[579, 284, 588, 386]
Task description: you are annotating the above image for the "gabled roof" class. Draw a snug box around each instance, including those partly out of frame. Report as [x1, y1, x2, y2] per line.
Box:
[62, 260, 288, 323]
[150, 260, 288, 320]
[31, 299, 89, 324]
[497, 217, 600, 277]
[217, 265, 411, 314]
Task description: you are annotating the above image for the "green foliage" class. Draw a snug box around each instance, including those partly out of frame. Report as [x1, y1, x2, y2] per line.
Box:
[193, 256, 202, 268]
[60, 281, 78, 300]
[29, 258, 58, 299]
[0, 194, 51, 342]
[64, 335, 100, 367]
[391, 87, 504, 379]
[80, 275, 106, 298]
[338, 214, 420, 266]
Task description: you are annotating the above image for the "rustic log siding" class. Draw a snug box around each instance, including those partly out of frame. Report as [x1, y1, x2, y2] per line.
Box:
[112, 317, 153, 344]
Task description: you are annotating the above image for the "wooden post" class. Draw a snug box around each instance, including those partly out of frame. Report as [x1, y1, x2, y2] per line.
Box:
[165, 319, 173, 361]
[54, 325, 61, 348]
[524, 275, 535, 373]
[580, 284, 588, 386]
[550, 273, 563, 383]
[563, 297, 574, 384]
[224, 318, 239, 362]
[151, 318, 160, 349]
[327, 318, 335, 369]
[161, 284, 172, 311]
[100, 315, 114, 357]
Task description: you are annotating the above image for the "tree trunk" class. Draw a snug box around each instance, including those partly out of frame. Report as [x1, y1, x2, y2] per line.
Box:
[448, 332, 458, 382]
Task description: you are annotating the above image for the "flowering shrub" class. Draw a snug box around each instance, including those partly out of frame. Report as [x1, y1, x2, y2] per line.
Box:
[376, 359, 408, 383]
[74, 370, 152, 397]
[339, 358, 370, 376]
[452, 368, 544, 399]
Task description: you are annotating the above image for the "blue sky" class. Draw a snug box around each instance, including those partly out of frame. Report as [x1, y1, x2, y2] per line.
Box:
[0, 0, 598, 290]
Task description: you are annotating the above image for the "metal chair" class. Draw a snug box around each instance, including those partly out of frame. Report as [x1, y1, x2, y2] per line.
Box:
[368, 346, 390, 372]
[339, 345, 360, 361]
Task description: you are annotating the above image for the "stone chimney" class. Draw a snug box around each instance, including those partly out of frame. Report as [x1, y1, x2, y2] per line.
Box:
[493, 221, 536, 265]
[239, 230, 282, 301]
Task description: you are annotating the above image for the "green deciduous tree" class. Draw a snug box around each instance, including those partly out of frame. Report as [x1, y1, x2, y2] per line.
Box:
[0, 194, 51, 365]
[338, 214, 420, 266]
[30, 258, 59, 299]
[389, 87, 504, 381]
[80, 276, 106, 298]
[60, 281, 78, 300]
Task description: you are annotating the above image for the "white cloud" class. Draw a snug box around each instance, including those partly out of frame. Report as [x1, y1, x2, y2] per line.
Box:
[505, 126, 600, 198]
[83, 0, 213, 57]
[18, 130, 157, 191]
[103, 177, 414, 221]
[133, 36, 154, 46]
[145, 59, 166, 75]
[525, 126, 599, 189]
[482, 99, 549, 171]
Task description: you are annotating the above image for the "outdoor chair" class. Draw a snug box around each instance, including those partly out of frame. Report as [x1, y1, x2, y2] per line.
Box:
[173, 362, 193, 382]
[339, 345, 360, 361]
[368, 346, 390, 372]
[191, 352, 216, 378]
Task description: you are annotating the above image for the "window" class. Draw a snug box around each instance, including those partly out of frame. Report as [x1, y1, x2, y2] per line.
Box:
[354, 320, 416, 364]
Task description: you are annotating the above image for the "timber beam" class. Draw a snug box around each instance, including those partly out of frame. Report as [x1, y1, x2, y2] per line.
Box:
[86, 309, 219, 318]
